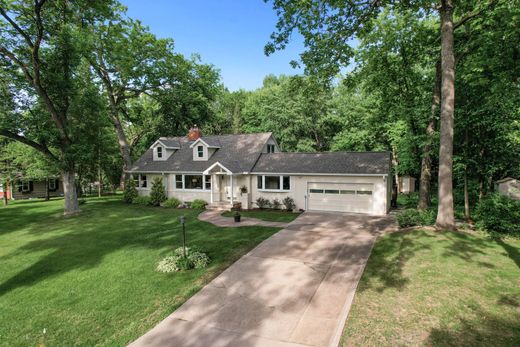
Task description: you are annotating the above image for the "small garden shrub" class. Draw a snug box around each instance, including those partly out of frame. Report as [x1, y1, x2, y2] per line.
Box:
[149, 177, 167, 206]
[123, 179, 138, 203]
[164, 197, 181, 208]
[397, 208, 436, 228]
[475, 193, 520, 234]
[132, 196, 152, 206]
[156, 247, 210, 273]
[190, 199, 207, 210]
[256, 197, 271, 209]
[282, 196, 296, 211]
[272, 198, 281, 210]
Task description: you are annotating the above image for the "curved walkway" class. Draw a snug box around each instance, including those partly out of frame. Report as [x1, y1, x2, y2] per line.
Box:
[198, 210, 289, 228]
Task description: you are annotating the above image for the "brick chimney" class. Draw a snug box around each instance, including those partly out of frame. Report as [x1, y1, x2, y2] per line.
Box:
[187, 125, 202, 141]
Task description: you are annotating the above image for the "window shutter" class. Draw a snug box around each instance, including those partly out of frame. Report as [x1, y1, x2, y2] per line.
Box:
[18, 183, 22, 192]
[29, 181, 34, 192]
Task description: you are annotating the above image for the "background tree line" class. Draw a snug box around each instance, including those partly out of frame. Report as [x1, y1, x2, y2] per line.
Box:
[1, 0, 519, 222]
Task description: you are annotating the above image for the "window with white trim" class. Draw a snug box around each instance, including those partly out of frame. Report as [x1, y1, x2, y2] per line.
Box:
[174, 174, 211, 190]
[257, 175, 290, 191]
[267, 144, 276, 153]
[49, 179, 57, 190]
[18, 181, 31, 192]
[156, 146, 163, 158]
[139, 174, 147, 188]
[197, 145, 204, 158]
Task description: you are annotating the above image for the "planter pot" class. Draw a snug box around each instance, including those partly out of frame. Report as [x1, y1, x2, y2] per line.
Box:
[234, 215, 241, 223]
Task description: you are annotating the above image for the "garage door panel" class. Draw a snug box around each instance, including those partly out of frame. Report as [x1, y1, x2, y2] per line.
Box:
[307, 182, 374, 214]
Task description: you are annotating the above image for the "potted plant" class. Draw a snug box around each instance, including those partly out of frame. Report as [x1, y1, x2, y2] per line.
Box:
[234, 211, 241, 222]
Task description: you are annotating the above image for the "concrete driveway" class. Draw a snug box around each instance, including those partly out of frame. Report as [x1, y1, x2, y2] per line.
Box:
[129, 212, 396, 347]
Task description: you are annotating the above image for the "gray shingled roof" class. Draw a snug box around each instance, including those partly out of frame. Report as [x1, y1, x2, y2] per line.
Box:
[129, 133, 272, 174]
[251, 152, 391, 175]
[157, 138, 180, 148]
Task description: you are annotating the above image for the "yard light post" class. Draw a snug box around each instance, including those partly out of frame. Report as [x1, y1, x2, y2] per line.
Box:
[179, 215, 187, 258]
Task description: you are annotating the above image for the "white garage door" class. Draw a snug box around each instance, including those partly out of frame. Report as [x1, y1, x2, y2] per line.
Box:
[307, 182, 374, 214]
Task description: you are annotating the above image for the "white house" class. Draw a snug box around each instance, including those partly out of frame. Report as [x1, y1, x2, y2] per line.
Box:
[495, 177, 520, 200]
[128, 126, 392, 215]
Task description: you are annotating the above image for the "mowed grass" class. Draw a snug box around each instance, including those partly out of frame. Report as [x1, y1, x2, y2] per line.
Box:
[0, 197, 279, 346]
[342, 229, 520, 347]
[221, 209, 301, 223]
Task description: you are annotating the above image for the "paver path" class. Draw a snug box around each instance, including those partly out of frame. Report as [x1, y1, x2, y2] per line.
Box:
[129, 212, 396, 347]
[198, 209, 289, 228]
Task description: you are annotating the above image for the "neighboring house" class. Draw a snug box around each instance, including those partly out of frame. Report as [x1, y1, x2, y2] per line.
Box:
[0, 184, 11, 200]
[399, 176, 416, 194]
[10, 178, 63, 200]
[129, 126, 392, 215]
[495, 177, 520, 200]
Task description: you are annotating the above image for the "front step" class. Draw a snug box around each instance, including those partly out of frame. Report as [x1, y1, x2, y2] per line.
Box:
[207, 202, 232, 211]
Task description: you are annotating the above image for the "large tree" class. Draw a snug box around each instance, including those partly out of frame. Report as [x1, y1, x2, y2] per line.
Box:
[266, 0, 501, 230]
[0, 0, 115, 214]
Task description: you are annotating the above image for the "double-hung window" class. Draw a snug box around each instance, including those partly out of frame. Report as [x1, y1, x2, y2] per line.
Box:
[197, 145, 204, 158]
[257, 175, 290, 191]
[175, 175, 183, 189]
[156, 146, 163, 158]
[140, 175, 147, 188]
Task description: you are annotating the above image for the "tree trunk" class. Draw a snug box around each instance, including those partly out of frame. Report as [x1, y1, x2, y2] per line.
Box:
[418, 60, 441, 210]
[45, 177, 50, 201]
[464, 167, 472, 224]
[62, 170, 80, 215]
[98, 165, 102, 198]
[392, 147, 401, 195]
[435, 0, 456, 231]
[112, 114, 132, 188]
[2, 179, 8, 206]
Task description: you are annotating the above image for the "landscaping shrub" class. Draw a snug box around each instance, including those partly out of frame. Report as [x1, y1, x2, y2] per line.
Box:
[156, 246, 210, 273]
[190, 199, 207, 210]
[132, 196, 152, 206]
[475, 193, 520, 234]
[272, 198, 281, 210]
[282, 196, 296, 211]
[149, 177, 167, 206]
[397, 208, 436, 228]
[123, 179, 138, 203]
[256, 197, 271, 209]
[164, 197, 181, 208]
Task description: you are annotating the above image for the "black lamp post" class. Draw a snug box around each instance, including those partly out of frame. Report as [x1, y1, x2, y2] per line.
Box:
[179, 215, 186, 258]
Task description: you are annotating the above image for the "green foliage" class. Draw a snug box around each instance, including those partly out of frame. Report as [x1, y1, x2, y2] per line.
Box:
[282, 197, 296, 211]
[190, 199, 207, 210]
[255, 197, 271, 209]
[272, 198, 281, 210]
[123, 179, 138, 203]
[164, 197, 181, 208]
[132, 196, 151, 206]
[396, 209, 436, 228]
[475, 194, 520, 235]
[149, 177, 167, 206]
[156, 246, 210, 273]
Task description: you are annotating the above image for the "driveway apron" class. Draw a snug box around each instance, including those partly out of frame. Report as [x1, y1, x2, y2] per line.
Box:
[129, 212, 396, 347]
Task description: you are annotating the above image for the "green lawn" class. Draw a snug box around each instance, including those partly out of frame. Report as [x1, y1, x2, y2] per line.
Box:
[342, 229, 520, 346]
[221, 209, 301, 223]
[0, 197, 280, 346]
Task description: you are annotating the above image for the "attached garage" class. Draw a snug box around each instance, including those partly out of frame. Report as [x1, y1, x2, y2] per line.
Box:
[307, 182, 374, 214]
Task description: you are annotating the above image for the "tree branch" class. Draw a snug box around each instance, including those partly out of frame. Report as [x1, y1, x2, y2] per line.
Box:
[454, 0, 499, 30]
[0, 129, 58, 161]
[0, 7, 34, 47]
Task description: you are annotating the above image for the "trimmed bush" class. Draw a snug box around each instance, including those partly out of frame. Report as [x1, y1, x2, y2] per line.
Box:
[272, 198, 281, 210]
[256, 197, 271, 209]
[123, 179, 138, 203]
[149, 177, 167, 206]
[397, 208, 436, 228]
[164, 197, 181, 208]
[282, 196, 296, 211]
[132, 196, 152, 206]
[190, 199, 207, 210]
[475, 193, 520, 234]
[156, 247, 211, 273]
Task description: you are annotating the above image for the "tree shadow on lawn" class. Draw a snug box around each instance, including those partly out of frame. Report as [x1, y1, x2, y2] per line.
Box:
[0, 201, 276, 297]
[426, 303, 520, 347]
[494, 237, 520, 270]
[359, 229, 510, 294]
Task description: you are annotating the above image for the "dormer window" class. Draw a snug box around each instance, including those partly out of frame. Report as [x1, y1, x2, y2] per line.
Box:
[157, 146, 163, 158]
[267, 144, 276, 153]
[197, 145, 204, 158]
